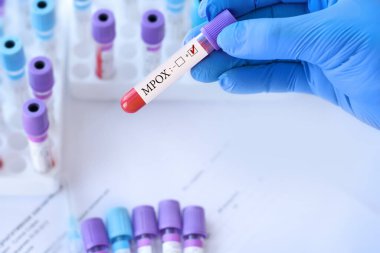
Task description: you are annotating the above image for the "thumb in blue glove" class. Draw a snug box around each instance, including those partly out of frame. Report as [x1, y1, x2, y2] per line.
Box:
[186, 0, 380, 130]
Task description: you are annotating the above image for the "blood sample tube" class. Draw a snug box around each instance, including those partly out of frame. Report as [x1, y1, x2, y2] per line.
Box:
[28, 56, 55, 127]
[31, 0, 56, 57]
[81, 218, 111, 253]
[92, 9, 116, 80]
[106, 207, 133, 253]
[132, 205, 159, 253]
[22, 99, 54, 173]
[0, 36, 28, 128]
[121, 10, 236, 113]
[191, 0, 206, 28]
[141, 9, 165, 75]
[158, 200, 182, 253]
[182, 206, 207, 253]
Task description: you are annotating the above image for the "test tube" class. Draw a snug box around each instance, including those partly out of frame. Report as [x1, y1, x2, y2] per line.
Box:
[22, 99, 54, 173]
[28, 56, 55, 127]
[31, 0, 56, 58]
[106, 207, 133, 253]
[0, 36, 28, 128]
[74, 0, 92, 40]
[121, 10, 236, 113]
[81, 218, 111, 253]
[158, 200, 182, 253]
[182, 206, 207, 253]
[191, 0, 206, 28]
[92, 9, 116, 80]
[141, 9, 165, 75]
[132, 205, 159, 253]
[165, 0, 185, 41]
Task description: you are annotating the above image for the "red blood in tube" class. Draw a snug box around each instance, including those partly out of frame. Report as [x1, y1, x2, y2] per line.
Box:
[120, 88, 146, 113]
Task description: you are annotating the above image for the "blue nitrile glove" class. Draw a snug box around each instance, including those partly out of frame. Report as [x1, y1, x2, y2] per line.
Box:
[185, 0, 380, 130]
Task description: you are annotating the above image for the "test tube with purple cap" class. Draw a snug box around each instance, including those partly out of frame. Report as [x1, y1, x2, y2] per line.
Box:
[92, 9, 116, 80]
[141, 9, 165, 75]
[81, 218, 111, 253]
[158, 200, 182, 253]
[182, 206, 207, 253]
[22, 99, 54, 173]
[132, 205, 159, 253]
[28, 56, 55, 128]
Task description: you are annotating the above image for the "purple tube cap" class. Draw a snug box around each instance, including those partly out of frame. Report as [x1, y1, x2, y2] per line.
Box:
[201, 9, 237, 50]
[22, 99, 49, 139]
[28, 56, 54, 94]
[81, 218, 110, 251]
[158, 200, 182, 231]
[182, 206, 207, 238]
[141, 9, 165, 45]
[92, 9, 116, 44]
[132, 205, 159, 238]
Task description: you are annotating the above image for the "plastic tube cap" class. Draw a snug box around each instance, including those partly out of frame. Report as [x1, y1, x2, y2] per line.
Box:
[28, 56, 54, 97]
[182, 206, 207, 237]
[158, 200, 182, 231]
[106, 207, 133, 241]
[201, 9, 237, 50]
[0, 36, 26, 73]
[141, 9, 165, 45]
[31, 0, 56, 38]
[92, 9, 116, 44]
[81, 218, 110, 251]
[132, 205, 159, 238]
[22, 99, 49, 139]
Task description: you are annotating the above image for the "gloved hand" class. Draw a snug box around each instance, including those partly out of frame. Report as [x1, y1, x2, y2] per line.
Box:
[185, 0, 380, 129]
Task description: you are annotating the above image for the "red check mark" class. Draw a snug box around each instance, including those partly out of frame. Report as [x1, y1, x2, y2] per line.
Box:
[190, 44, 195, 54]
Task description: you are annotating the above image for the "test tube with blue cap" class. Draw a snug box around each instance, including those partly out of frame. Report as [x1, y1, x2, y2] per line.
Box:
[28, 56, 55, 129]
[22, 98, 54, 173]
[165, 0, 185, 41]
[92, 9, 116, 80]
[0, 36, 29, 128]
[31, 0, 56, 58]
[158, 200, 182, 253]
[182, 206, 207, 253]
[106, 207, 133, 253]
[74, 0, 92, 40]
[141, 9, 165, 75]
[81, 218, 111, 253]
[132, 205, 159, 253]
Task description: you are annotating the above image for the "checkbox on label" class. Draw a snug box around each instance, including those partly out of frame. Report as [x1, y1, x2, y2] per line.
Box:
[188, 46, 198, 56]
[175, 57, 185, 67]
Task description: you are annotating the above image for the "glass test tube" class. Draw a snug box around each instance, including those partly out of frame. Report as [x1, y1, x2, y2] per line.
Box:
[141, 9, 165, 75]
[165, 0, 185, 41]
[81, 218, 111, 253]
[0, 36, 29, 129]
[183, 206, 207, 253]
[28, 56, 55, 129]
[121, 10, 236, 113]
[92, 9, 116, 80]
[31, 0, 56, 59]
[22, 99, 54, 173]
[106, 207, 133, 253]
[158, 200, 182, 253]
[74, 0, 92, 41]
[132, 205, 159, 253]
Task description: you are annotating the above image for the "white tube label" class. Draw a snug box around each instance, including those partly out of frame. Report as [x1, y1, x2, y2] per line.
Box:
[163, 241, 181, 253]
[138, 246, 153, 253]
[134, 35, 210, 104]
[29, 140, 54, 173]
[184, 247, 203, 253]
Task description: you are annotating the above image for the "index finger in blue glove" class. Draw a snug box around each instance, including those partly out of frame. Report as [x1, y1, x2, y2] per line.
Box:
[200, 0, 307, 20]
